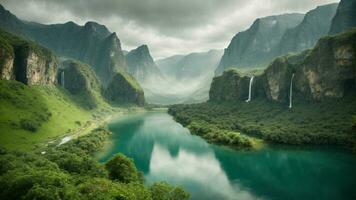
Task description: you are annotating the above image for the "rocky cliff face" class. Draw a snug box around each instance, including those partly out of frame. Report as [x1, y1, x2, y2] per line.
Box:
[0, 5, 126, 86]
[209, 70, 250, 102]
[210, 29, 356, 104]
[126, 45, 162, 83]
[278, 3, 338, 54]
[215, 13, 304, 75]
[0, 29, 57, 85]
[59, 60, 101, 109]
[0, 47, 14, 80]
[104, 71, 145, 106]
[329, 0, 356, 35]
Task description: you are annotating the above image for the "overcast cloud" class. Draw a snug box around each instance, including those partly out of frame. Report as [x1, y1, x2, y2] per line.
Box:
[1, 0, 339, 59]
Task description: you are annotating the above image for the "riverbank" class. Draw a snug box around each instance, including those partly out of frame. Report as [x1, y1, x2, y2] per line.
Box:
[0, 79, 152, 151]
[0, 126, 189, 200]
[168, 96, 356, 152]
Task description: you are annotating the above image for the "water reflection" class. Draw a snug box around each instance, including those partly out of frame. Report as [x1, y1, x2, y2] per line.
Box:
[97, 112, 356, 200]
[147, 144, 260, 200]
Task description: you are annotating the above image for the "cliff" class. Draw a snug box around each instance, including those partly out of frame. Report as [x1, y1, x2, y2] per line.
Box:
[215, 13, 304, 75]
[278, 3, 338, 54]
[0, 5, 126, 86]
[104, 71, 145, 106]
[329, 0, 356, 35]
[126, 45, 162, 83]
[210, 29, 356, 104]
[59, 60, 102, 109]
[0, 29, 57, 85]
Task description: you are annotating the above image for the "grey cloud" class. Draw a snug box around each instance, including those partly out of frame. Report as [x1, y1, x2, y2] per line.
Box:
[1, 0, 340, 58]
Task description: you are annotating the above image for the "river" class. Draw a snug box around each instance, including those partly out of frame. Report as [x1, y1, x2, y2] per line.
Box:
[96, 111, 356, 200]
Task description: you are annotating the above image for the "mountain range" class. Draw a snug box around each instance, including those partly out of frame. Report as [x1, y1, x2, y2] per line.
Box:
[0, 4, 126, 86]
[215, 3, 339, 75]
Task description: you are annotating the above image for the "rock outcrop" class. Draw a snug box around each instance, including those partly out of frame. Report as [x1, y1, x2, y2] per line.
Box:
[59, 60, 101, 109]
[329, 0, 356, 35]
[0, 5, 126, 86]
[209, 70, 250, 102]
[210, 29, 356, 104]
[104, 71, 145, 106]
[126, 45, 162, 83]
[0, 29, 57, 85]
[0, 47, 14, 80]
[215, 13, 305, 75]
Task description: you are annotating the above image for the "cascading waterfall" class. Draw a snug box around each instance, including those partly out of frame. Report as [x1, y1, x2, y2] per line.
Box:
[61, 70, 65, 87]
[289, 73, 295, 109]
[245, 76, 254, 102]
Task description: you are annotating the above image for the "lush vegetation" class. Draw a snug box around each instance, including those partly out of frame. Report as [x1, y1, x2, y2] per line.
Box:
[0, 80, 98, 150]
[0, 128, 189, 200]
[169, 95, 356, 151]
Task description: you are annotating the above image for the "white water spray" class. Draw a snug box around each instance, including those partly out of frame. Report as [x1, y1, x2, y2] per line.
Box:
[289, 73, 295, 109]
[246, 76, 254, 102]
[61, 70, 65, 87]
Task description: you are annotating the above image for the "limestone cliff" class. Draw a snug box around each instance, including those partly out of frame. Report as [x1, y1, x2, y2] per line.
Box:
[278, 3, 338, 54]
[329, 0, 356, 35]
[126, 45, 162, 83]
[215, 13, 304, 75]
[0, 5, 126, 86]
[0, 29, 57, 85]
[59, 60, 101, 109]
[104, 71, 145, 106]
[210, 29, 356, 104]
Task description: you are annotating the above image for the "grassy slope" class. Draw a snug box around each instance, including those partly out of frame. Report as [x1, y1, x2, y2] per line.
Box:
[169, 95, 356, 150]
[0, 80, 95, 150]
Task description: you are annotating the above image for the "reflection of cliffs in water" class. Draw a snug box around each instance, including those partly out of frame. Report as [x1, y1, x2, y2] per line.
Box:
[101, 112, 356, 200]
[107, 113, 212, 173]
[147, 144, 257, 200]
[214, 147, 355, 200]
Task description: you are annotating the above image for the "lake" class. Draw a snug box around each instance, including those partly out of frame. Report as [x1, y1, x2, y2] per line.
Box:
[96, 111, 356, 200]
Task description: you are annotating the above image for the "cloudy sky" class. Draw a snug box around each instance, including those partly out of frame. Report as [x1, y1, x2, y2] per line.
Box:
[1, 0, 339, 59]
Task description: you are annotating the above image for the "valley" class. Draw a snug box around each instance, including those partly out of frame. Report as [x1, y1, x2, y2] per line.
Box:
[0, 0, 356, 199]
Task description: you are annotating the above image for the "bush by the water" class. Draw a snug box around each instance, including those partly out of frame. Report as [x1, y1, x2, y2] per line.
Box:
[0, 128, 189, 200]
[105, 153, 142, 183]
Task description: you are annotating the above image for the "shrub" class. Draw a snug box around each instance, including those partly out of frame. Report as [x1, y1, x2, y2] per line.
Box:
[20, 119, 40, 132]
[150, 182, 189, 200]
[105, 153, 140, 183]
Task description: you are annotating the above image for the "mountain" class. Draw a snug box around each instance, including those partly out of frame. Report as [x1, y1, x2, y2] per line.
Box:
[59, 60, 102, 109]
[215, 13, 305, 75]
[0, 4, 126, 86]
[329, 0, 356, 34]
[171, 29, 356, 151]
[151, 49, 223, 104]
[126, 45, 162, 83]
[210, 28, 356, 103]
[157, 49, 223, 81]
[278, 3, 338, 54]
[104, 70, 145, 106]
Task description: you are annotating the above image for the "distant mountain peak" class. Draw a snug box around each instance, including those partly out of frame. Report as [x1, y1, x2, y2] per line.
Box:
[128, 44, 154, 62]
[83, 21, 111, 38]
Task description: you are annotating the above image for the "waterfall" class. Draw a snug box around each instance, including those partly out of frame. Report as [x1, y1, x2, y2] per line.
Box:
[245, 76, 254, 102]
[289, 73, 295, 109]
[61, 70, 65, 87]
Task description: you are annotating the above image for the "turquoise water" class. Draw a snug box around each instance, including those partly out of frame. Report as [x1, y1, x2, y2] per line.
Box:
[97, 112, 356, 200]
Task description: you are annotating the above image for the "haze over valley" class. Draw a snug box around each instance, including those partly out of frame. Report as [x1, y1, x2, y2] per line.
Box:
[0, 0, 356, 199]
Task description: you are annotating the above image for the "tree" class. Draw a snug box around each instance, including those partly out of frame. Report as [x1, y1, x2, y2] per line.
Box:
[105, 153, 139, 183]
[150, 182, 189, 200]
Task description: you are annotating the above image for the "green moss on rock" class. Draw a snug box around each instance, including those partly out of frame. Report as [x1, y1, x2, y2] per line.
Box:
[60, 59, 102, 109]
[104, 70, 145, 106]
